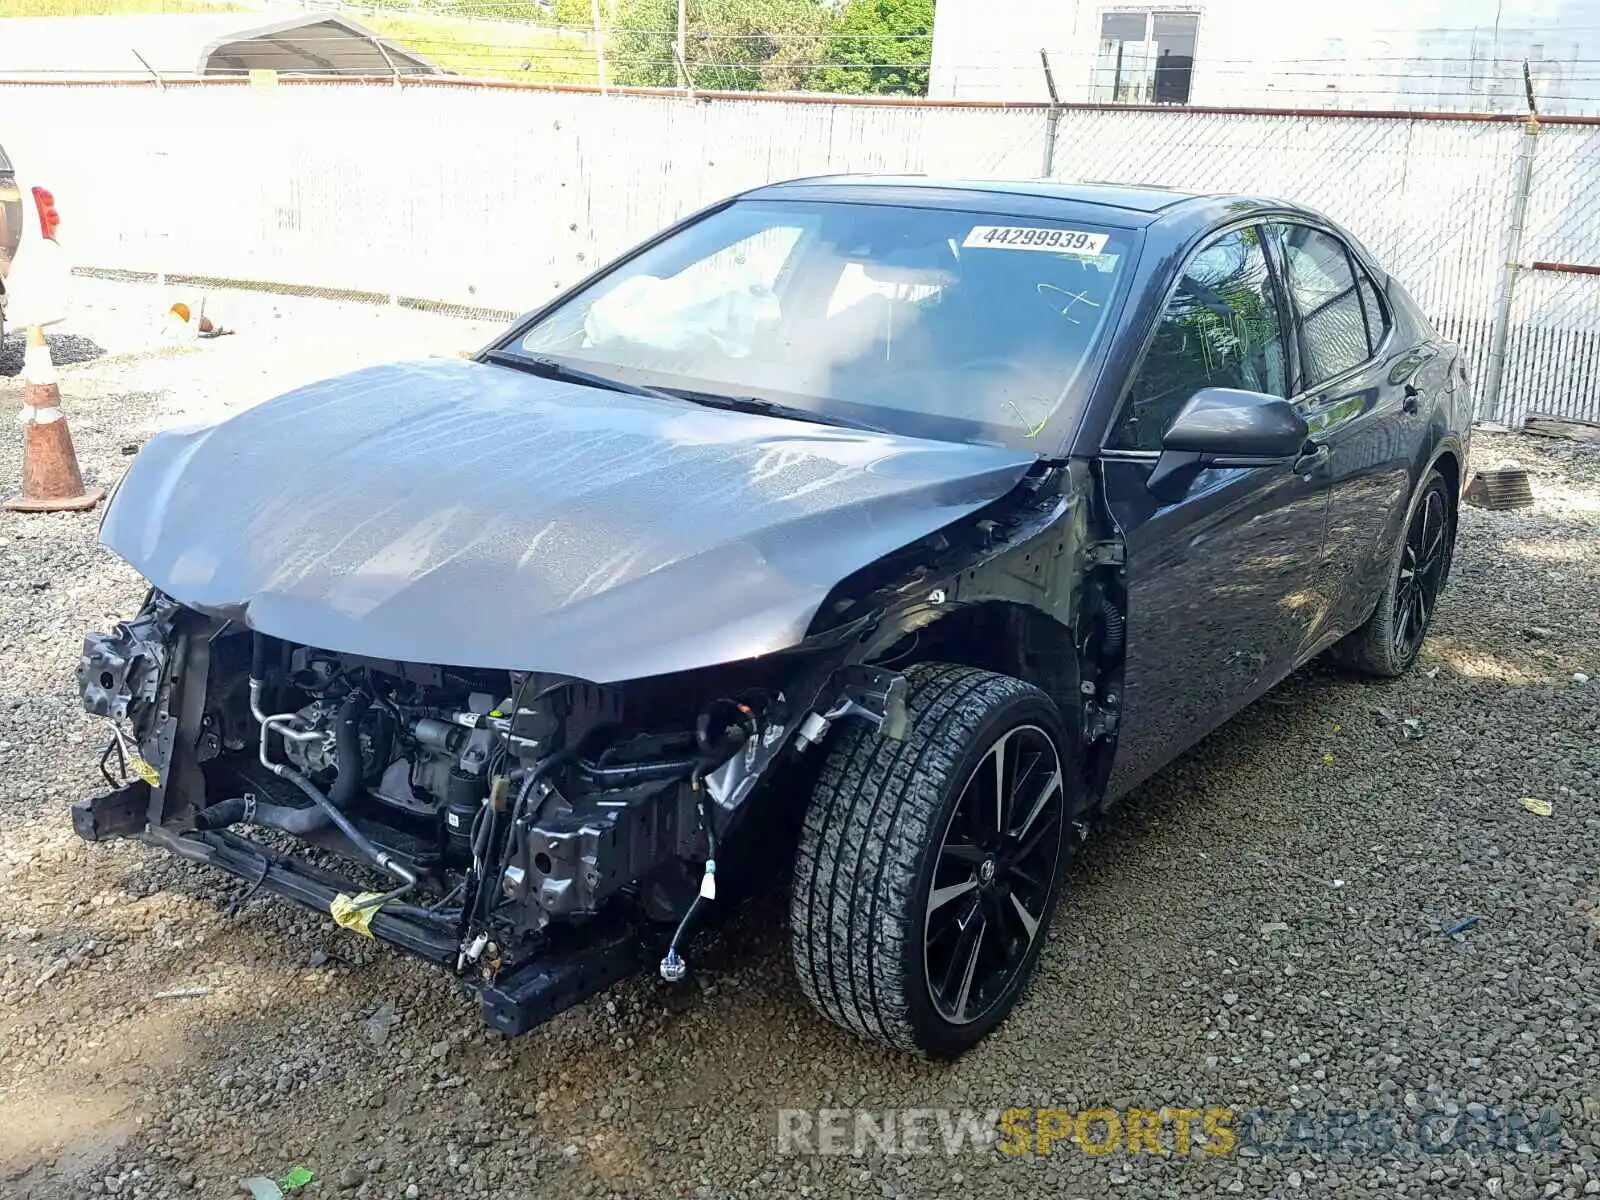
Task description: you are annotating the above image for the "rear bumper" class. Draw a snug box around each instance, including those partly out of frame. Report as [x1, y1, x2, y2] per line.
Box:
[74, 785, 656, 1036]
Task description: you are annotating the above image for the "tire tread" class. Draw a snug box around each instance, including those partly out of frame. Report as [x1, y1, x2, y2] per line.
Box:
[790, 663, 1051, 1055]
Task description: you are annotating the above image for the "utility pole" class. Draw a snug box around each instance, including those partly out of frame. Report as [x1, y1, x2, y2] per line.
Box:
[677, 0, 687, 82]
[591, 0, 608, 95]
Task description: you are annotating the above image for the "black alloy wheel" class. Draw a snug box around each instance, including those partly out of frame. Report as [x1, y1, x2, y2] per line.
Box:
[923, 723, 1064, 1025]
[1330, 467, 1456, 678]
[1393, 485, 1448, 663]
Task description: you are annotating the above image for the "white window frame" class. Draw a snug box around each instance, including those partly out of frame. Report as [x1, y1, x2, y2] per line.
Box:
[1090, 6, 1203, 106]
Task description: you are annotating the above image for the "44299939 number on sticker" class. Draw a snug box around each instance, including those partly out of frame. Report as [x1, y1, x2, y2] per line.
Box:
[963, 225, 1111, 255]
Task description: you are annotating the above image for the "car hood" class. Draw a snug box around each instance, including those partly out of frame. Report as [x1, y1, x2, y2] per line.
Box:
[101, 358, 1038, 681]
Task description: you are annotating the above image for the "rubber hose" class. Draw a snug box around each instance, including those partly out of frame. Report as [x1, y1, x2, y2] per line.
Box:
[197, 692, 368, 834]
[194, 792, 335, 835]
[276, 767, 401, 874]
[327, 690, 367, 809]
[200, 769, 415, 899]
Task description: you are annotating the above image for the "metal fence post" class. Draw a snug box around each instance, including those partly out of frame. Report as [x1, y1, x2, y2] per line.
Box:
[1038, 49, 1062, 179]
[1480, 69, 1541, 426]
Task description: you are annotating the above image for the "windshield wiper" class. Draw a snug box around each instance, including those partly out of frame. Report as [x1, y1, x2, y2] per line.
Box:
[661, 388, 892, 435]
[484, 350, 678, 402]
[486, 352, 890, 435]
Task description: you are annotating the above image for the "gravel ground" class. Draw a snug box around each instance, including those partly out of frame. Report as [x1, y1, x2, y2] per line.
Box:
[1, 279, 1597, 1200]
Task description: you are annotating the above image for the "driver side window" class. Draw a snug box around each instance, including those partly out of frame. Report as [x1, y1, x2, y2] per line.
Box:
[1108, 225, 1289, 452]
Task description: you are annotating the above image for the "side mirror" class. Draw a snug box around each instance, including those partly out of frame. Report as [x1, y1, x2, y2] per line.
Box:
[1149, 387, 1309, 496]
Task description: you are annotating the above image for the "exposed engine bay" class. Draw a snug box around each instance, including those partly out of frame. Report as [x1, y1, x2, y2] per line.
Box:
[69, 370, 1112, 1042]
[75, 591, 912, 1032]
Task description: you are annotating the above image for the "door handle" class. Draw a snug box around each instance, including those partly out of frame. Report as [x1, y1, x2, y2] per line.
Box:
[1403, 383, 1424, 414]
[1293, 442, 1330, 473]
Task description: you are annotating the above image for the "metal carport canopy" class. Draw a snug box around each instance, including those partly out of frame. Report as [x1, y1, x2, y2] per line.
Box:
[0, 13, 437, 80]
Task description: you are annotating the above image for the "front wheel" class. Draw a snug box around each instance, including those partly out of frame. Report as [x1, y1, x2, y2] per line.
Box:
[1331, 468, 1455, 677]
[790, 663, 1071, 1058]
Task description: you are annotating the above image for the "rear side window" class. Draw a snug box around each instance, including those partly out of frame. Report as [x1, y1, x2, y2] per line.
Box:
[1273, 224, 1371, 387]
[1107, 224, 1288, 452]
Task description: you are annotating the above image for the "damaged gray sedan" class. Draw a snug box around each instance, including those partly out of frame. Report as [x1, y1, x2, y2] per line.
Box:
[75, 178, 1470, 1057]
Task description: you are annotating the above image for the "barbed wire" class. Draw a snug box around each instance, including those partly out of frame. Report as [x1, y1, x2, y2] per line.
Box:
[5, 53, 1591, 88]
[0, 56, 1589, 86]
[5, 65, 1594, 106]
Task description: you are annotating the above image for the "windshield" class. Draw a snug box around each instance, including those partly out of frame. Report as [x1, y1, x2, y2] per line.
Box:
[508, 198, 1135, 449]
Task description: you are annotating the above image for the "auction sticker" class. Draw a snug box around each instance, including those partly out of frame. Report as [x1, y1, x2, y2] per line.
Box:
[963, 225, 1109, 255]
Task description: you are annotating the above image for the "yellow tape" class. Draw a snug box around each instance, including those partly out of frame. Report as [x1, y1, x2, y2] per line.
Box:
[329, 892, 385, 937]
[128, 756, 161, 787]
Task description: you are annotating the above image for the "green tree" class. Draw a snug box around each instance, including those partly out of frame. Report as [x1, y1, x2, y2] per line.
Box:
[555, 0, 600, 23]
[609, 0, 834, 92]
[809, 0, 933, 96]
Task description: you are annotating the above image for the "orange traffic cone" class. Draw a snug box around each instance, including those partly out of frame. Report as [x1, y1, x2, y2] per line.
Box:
[4, 325, 103, 513]
[168, 300, 231, 339]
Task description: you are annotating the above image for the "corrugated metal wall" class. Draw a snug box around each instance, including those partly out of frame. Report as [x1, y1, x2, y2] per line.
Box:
[1504, 126, 1600, 427]
[0, 81, 1592, 425]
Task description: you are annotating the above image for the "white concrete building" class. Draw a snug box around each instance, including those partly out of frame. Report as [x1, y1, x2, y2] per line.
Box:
[929, 0, 1600, 115]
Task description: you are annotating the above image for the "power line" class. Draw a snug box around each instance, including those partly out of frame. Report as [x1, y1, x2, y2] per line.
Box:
[33, 30, 1600, 71]
[31, 30, 1600, 71]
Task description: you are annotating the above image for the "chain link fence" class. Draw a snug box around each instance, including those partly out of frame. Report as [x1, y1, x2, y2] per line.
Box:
[1044, 108, 1526, 413]
[0, 78, 1595, 425]
[0, 82, 1050, 321]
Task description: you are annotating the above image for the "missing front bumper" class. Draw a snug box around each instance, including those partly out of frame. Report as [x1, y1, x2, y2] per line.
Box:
[72, 781, 151, 842]
[78, 815, 654, 1035]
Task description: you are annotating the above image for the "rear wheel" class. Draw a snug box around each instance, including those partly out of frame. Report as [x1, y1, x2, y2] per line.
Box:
[1332, 469, 1454, 677]
[790, 663, 1071, 1058]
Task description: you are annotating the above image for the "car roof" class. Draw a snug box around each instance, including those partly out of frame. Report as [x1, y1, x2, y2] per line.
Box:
[740, 175, 1316, 233]
[755, 175, 1195, 211]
